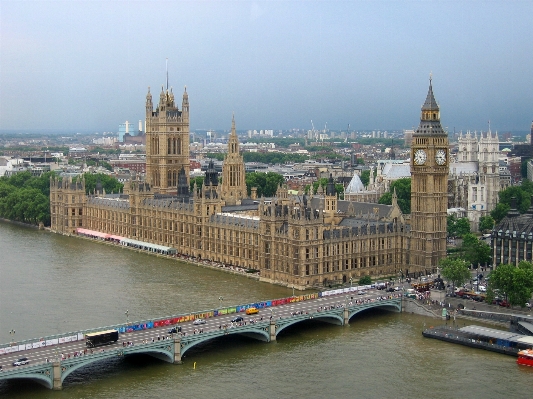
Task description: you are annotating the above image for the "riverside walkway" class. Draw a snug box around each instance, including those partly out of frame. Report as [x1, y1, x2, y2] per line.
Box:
[0, 287, 401, 390]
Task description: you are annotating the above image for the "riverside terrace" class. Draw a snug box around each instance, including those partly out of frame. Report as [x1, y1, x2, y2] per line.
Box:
[0, 288, 401, 390]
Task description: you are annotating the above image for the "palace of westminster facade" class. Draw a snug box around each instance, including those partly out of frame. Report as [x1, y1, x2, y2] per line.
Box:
[50, 80, 449, 288]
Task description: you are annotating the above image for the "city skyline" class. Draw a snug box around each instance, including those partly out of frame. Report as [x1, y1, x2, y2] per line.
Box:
[1, 1, 532, 133]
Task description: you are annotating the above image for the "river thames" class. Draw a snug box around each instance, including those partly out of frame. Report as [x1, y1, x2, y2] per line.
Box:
[0, 221, 531, 398]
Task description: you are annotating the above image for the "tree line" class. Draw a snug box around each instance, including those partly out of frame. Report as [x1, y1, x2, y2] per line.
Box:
[0, 171, 123, 227]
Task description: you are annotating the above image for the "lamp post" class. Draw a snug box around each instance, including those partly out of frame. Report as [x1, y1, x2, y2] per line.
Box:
[219, 296, 223, 308]
[349, 277, 353, 287]
[292, 285, 295, 297]
[269, 308, 273, 320]
[125, 310, 129, 325]
[9, 329, 15, 345]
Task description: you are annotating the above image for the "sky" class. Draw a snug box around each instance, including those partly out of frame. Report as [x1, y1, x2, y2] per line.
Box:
[1, 1, 532, 133]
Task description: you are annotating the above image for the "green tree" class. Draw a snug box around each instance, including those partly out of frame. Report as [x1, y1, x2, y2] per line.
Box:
[490, 203, 510, 224]
[447, 215, 457, 237]
[479, 215, 495, 233]
[491, 180, 533, 223]
[460, 233, 491, 267]
[439, 258, 471, 292]
[83, 173, 123, 194]
[521, 158, 530, 178]
[360, 170, 370, 186]
[447, 215, 471, 238]
[378, 178, 411, 214]
[189, 176, 204, 191]
[359, 275, 372, 285]
[245, 172, 285, 197]
[488, 262, 533, 307]
[455, 218, 471, 238]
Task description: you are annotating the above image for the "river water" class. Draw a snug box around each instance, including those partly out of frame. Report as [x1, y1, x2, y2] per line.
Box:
[0, 221, 531, 398]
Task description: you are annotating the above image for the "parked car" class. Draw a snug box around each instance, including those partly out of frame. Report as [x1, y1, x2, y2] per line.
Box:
[193, 319, 206, 325]
[499, 300, 511, 307]
[231, 316, 244, 323]
[13, 357, 29, 367]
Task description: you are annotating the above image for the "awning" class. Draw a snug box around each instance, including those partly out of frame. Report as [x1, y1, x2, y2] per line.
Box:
[76, 228, 110, 239]
[108, 235, 124, 241]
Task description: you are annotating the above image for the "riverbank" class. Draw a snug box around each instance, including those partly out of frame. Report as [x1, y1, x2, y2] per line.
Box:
[64, 231, 263, 282]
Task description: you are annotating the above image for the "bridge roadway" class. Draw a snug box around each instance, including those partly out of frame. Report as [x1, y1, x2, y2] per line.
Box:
[0, 288, 402, 390]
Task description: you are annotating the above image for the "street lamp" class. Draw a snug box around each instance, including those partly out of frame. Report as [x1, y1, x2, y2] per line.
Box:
[9, 329, 15, 344]
[349, 277, 353, 287]
[219, 296, 223, 308]
[125, 310, 129, 325]
[292, 285, 295, 297]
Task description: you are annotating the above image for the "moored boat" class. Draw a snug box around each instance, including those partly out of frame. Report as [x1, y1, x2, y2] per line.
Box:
[517, 349, 533, 367]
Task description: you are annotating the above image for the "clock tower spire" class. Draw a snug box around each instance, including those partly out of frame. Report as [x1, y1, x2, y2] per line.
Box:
[409, 77, 449, 276]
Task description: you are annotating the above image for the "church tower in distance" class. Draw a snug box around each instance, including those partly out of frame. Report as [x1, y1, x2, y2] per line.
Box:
[145, 85, 190, 194]
[410, 77, 449, 275]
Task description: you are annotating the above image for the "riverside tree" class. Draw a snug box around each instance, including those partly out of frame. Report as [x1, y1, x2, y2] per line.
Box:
[487, 262, 533, 307]
[439, 258, 471, 293]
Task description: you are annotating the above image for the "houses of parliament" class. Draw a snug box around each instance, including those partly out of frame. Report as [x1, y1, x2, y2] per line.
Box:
[50, 79, 449, 289]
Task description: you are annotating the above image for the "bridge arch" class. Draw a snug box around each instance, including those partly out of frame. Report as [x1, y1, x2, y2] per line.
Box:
[180, 328, 270, 357]
[0, 373, 54, 390]
[60, 347, 174, 383]
[348, 302, 402, 321]
[275, 313, 344, 336]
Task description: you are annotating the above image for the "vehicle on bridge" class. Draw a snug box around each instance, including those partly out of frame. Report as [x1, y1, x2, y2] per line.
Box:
[85, 330, 119, 348]
[246, 307, 259, 315]
[12, 357, 29, 367]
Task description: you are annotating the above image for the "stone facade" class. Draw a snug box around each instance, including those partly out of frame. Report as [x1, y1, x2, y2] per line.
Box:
[50, 79, 448, 288]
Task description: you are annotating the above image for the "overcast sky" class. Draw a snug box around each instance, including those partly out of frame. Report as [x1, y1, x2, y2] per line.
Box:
[1, 1, 532, 133]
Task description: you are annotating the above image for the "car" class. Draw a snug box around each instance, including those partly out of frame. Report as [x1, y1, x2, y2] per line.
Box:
[193, 319, 206, 325]
[499, 300, 511, 307]
[168, 327, 180, 334]
[246, 307, 259, 315]
[386, 287, 395, 293]
[231, 316, 244, 323]
[478, 285, 487, 292]
[357, 290, 366, 295]
[13, 357, 29, 367]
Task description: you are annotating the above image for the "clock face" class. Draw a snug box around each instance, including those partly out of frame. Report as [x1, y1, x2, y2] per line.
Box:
[413, 149, 427, 165]
[435, 149, 447, 165]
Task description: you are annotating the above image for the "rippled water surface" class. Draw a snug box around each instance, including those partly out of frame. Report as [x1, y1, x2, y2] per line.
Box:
[0, 222, 531, 398]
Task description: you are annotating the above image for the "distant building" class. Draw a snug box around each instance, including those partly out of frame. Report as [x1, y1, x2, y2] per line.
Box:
[118, 121, 138, 143]
[68, 147, 88, 158]
[492, 197, 533, 267]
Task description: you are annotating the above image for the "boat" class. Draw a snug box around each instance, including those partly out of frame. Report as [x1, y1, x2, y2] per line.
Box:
[517, 349, 533, 367]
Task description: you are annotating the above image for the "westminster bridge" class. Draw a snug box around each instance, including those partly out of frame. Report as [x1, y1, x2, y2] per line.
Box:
[0, 287, 402, 390]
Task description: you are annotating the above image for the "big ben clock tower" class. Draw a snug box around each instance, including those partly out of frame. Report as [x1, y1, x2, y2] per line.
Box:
[410, 77, 449, 275]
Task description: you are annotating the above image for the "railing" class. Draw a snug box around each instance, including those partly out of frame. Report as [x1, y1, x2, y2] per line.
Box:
[0, 288, 350, 353]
